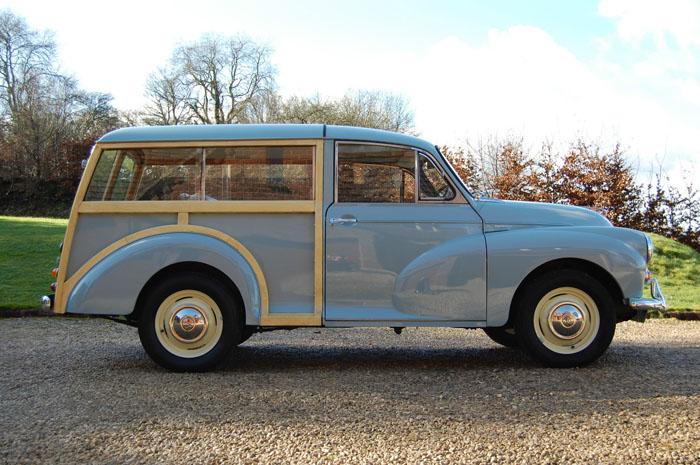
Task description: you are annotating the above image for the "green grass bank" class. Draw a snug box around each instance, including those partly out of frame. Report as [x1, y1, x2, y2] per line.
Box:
[647, 233, 700, 312]
[0, 216, 68, 309]
[0, 216, 697, 312]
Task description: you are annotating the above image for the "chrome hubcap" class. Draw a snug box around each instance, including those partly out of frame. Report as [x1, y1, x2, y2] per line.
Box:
[169, 306, 208, 343]
[533, 287, 600, 354]
[155, 290, 223, 358]
[548, 303, 585, 339]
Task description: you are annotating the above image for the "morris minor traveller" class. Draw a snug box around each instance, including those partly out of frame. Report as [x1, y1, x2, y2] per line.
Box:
[42, 124, 666, 371]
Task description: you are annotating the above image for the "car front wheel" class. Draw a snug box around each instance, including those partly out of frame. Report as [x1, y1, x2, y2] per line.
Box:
[514, 270, 616, 367]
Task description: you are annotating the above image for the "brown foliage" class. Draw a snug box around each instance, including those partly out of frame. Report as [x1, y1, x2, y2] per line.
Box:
[442, 136, 698, 252]
[554, 141, 642, 228]
[639, 173, 700, 250]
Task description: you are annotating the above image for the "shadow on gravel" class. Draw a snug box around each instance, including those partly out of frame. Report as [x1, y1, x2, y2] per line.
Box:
[220, 345, 533, 372]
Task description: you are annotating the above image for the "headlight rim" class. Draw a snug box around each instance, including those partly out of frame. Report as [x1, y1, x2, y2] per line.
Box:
[644, 233, 654, 264]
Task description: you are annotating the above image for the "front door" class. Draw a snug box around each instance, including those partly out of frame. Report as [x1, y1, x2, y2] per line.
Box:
[325, 143, 486, 323]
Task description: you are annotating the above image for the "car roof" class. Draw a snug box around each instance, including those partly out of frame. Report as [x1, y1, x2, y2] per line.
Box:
[97, 124, 435, 152]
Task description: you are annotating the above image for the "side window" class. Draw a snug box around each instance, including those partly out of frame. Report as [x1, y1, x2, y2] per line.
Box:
[85, 145, 314, 201]
[134, 148, 201, 200]
[419, 153, 455, 201]
[204, 146, 313, 200]
[85, 150, 136, 201]
[337, 144, 415, 203]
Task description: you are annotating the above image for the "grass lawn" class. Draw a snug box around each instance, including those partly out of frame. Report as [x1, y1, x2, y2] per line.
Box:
[647, 233, 700, 312]
[0, 216, 68, 309]
[0, 216, 697, 312]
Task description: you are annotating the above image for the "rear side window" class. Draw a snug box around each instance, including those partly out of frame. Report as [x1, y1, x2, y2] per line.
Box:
[205, 146, 313, 200]
[85, 150, 137, 201]
[85, 146, 314, 201]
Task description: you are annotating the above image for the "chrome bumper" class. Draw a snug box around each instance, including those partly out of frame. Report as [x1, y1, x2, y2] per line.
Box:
[625, 278, 666, 321]
[41, 294, 54, 311]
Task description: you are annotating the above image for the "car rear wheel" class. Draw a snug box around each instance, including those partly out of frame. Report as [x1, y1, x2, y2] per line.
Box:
[138, 272, 241, 371]
[514, 270, 615, 367]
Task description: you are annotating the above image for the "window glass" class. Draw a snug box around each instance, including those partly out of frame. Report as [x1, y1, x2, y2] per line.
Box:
[85, 150, 117, 200]
[85, 150, 136, 201]
[337, 144, 415, 203]
[419, 154, 454, 201]
[85, 145, 314, 201]
[204, 146, 313, 200]
[134, 148, 202, 200]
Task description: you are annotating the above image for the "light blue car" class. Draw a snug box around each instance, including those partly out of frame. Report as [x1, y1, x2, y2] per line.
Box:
[42, 124, 666, 371]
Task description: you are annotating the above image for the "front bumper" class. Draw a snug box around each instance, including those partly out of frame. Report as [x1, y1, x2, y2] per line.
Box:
[625, 278, 666, 322]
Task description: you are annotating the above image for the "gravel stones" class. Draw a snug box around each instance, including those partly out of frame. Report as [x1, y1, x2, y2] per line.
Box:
[1, 318, 698, 464]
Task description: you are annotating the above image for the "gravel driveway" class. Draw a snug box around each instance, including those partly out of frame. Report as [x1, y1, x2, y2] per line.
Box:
[1, 318, 698, 465]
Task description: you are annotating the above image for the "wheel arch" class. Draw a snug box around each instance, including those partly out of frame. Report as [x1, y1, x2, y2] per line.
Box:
[130, 261, 245, 326]
[507, 258, 626, 326]
[64, 231, 265, 324]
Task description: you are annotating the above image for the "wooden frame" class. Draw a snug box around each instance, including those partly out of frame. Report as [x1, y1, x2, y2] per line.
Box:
[55, 139, 324, 327]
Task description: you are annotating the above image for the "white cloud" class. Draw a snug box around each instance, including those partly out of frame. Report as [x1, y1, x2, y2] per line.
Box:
[412, 26, 608, 143]
[275, 24, 700, 188]
[595, 0, 700, 185]
[598, 0, 700, 49]
[679, 78, 700, 105]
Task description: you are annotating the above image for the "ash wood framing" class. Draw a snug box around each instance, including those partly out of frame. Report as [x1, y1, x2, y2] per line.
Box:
[78, 200, 315, 214]
[55, 139, 324, 327]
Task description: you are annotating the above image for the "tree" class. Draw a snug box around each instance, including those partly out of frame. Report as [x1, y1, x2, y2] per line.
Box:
[443, 135, 537, 199]
[333, 90, 415, 133]
[640, 167, 700, 250]
[555, 140, 642, 227]
[145, 33, 275, 125]
[246, 90, 416, 134]
[143, 66, 193, 125]
[0, 9, 56, 120]
[0, 9, 120, 217]
[443, 136, 642, 225]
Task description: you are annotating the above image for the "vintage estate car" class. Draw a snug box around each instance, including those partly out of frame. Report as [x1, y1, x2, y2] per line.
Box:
[42, 124, 666, 371]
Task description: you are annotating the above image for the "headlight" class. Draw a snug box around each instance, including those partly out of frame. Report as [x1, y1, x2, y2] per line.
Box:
[644, 233, 654, 264]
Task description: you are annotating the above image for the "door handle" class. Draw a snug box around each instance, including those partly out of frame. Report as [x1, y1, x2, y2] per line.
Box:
[329, 217, 358, 225]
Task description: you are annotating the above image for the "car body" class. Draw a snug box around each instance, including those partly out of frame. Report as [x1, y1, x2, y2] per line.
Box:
[42, 124, 666, 370]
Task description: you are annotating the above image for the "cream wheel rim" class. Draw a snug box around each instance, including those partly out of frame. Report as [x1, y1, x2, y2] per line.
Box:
[533, 287, 599, 354]
[155, 290, 223, 358]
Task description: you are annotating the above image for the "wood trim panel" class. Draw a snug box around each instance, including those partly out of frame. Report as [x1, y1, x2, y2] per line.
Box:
[78, 200, 316, 214]
[258, 314, 322, 327]
[259, 140, 324, 326]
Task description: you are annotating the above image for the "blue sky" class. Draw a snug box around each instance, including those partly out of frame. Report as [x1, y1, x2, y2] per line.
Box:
[2, 0, 699, 184]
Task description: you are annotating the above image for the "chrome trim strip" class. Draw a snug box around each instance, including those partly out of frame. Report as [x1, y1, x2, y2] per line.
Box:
[345, 219, 481, 224]
[328, 217, 357, 225]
